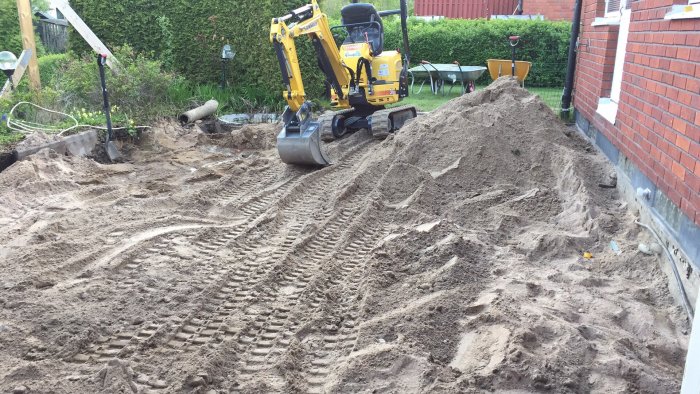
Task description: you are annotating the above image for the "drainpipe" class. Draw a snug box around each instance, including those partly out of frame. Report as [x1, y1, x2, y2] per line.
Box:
[516, 0, 524, 15]
[561, 0, 582, 120]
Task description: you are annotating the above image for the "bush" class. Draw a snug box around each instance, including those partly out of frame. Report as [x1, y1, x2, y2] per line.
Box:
[38, 53, 69, 85]
[382, 17, 571, 87]
[68, 0, 326, 103]
[55, 45, 179, 121]
[0, 0, 48, 57]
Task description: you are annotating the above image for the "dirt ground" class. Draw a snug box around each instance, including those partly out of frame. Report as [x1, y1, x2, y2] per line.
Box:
[0, 79, 689, 393]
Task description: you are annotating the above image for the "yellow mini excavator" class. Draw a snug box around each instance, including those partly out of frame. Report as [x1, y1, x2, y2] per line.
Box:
[270, 0, 416, 166]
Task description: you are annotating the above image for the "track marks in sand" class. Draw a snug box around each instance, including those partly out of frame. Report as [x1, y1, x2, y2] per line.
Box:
[68, 139, 381, 392]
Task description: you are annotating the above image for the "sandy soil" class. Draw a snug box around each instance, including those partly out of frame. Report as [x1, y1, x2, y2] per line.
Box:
[0, 79, 689, 393]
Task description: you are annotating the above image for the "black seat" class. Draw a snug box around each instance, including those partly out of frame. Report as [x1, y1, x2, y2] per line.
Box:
[341, 3, 384, 56]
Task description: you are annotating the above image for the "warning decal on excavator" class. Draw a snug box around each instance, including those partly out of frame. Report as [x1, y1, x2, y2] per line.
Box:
[378, 63, 390, 77]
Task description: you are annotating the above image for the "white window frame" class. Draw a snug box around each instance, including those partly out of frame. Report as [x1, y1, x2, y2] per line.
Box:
[596, 0, 630, 124]
[604, 0, 622, 18]
[665, 1, 700, 19]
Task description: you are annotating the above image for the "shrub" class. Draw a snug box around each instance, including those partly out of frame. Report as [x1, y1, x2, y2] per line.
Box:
[38, 53, 69, 85]
[0, 0, 48, 57]
[68, 0, 326, 104]
[55, 45, 179, 121]
[382, 17, 571, 87]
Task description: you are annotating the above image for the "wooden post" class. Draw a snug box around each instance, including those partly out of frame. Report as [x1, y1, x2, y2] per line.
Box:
[54, 0, 119, 70]
[16, 0, 41, 91]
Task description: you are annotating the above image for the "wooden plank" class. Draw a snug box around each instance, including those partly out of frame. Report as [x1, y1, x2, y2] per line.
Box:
[16, 0, 41, 90]
[54, 0, 119, 70]
[0, 49, 32, 99]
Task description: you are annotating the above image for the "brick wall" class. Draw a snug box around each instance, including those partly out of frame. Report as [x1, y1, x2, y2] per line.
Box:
[574, 0, 700, 225]
[523, 0, 576, 20]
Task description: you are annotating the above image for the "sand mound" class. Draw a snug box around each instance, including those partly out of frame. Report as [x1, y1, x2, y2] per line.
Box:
[318, 78, 686, 392]
[228, 123, 278, 150]
[0, 79, 686, 393]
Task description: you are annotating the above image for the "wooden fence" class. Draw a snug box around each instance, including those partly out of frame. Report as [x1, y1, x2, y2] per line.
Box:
[36, 18, 69, 53]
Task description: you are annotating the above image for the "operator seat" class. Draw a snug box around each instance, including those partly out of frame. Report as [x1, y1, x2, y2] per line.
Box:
[341, 3, 384, 56]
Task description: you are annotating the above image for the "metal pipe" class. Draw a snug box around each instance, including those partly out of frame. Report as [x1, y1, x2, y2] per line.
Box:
[516, 0, 524, 15]
[400, 0, 411, 65]
[561, 0, 582, 118]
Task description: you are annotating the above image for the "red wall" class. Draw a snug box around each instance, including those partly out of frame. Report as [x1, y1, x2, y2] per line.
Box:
[414, 0, 518, 18]
[574, 0, 700, 225]
[523, 0, 576, 20]
[414, 0, 575, 20]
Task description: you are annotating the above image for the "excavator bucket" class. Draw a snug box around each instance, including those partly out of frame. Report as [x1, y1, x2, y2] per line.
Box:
[277, 104, 331, 166]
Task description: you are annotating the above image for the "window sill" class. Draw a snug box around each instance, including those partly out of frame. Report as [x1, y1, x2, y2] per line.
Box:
[592, 16, 621, 26]
[597, 98, 618, 124]
[665, 5, 700, 20]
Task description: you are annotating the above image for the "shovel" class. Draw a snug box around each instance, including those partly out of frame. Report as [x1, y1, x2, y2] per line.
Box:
[97, 53, 121, 161]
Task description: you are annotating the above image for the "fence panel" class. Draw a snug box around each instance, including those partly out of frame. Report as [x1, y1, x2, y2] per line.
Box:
[36, 19, 69, 54]
[415, 0, 518, 18]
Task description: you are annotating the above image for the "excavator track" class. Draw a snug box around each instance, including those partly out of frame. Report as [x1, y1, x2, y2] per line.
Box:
[368, 105, 417, 139]
[320, 108, 355, 142]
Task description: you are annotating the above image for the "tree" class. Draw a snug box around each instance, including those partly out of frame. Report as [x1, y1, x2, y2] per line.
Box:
[0, 0, 48, 56]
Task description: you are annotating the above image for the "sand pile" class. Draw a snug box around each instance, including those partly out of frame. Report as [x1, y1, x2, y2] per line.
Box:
[227, 123, 278, 150]
[318, 79, 687, 393]
[0, 79, 687, 393]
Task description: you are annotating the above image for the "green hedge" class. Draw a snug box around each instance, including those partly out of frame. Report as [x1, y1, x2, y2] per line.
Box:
[382, 18, 571, 87]
[68, 1, 570, 106]
[68, 0, 327, 101]
[0, 0, 48, 57]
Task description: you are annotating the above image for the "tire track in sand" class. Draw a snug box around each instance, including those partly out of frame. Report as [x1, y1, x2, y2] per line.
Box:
[225, 159, 392, 392]
[70, 140, 377, 392]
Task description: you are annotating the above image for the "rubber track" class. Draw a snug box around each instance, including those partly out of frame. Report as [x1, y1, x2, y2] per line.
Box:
[368, 104, 417, 139]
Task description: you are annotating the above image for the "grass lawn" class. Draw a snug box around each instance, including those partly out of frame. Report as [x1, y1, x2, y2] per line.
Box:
[0, 131, 24, 149]
[398, 85, 564, 112]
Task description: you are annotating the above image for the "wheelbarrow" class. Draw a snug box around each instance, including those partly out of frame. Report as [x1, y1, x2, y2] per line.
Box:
[408, 61, 441, 94]
[487, 36, 532, 87]
[487, 59, 532, 87]
[434, 62, 487, 95]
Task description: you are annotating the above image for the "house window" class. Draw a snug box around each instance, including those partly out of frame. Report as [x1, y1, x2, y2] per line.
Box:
[597, 0, 630, 124]
[605, 0, 622, 17]
[665, 0, 700, 20]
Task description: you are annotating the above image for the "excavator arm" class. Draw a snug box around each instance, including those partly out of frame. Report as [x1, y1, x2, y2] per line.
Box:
[270, 0, 350, 112]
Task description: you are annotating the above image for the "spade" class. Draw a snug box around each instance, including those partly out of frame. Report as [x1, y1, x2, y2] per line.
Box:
[97, 53, 121, 161]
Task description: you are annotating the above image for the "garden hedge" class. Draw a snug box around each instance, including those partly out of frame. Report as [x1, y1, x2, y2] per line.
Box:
[69, 0, 327, 100]
[68, 0, 570, 104]
[382, 18, 572, 87]
[0, 0, 48, 57]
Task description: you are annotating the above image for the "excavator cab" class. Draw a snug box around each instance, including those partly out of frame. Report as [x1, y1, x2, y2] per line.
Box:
[341, 3, 384, 56]
[271, 0, 414, 167]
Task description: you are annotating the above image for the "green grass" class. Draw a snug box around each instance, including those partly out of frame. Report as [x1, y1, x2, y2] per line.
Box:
[528, 87, 564, 110]
[396, 85, 564, 112]
[0, 131, 24, 148]
[400, 89, 463, 112]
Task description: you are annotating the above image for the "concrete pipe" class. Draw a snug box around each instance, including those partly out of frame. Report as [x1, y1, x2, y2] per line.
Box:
[179, 99, 219, 124]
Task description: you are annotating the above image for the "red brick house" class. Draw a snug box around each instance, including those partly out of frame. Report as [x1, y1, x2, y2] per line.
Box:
[414, 0, 576, 20]
[573, 0, 700, 283]
[522, 0, 576, 20]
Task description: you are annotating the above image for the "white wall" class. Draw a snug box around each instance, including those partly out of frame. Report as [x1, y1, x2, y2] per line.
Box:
[682, 294, 700, 393]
